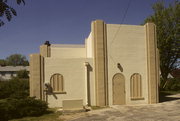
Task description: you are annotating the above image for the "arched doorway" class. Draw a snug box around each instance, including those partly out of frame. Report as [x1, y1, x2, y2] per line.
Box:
[112, 73, 125, 105]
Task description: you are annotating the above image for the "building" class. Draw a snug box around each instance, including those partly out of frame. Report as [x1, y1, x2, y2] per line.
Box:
[171, 69, 180, 79]
[0, 66, 29, 80]
[30, 20, 160, 108]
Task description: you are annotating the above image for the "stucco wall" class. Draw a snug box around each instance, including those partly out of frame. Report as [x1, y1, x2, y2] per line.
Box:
[44, 58, 95, 107]
[107, 24, 148, 105]
[50, 44, 86, 58]
[86, 32, 93, 58]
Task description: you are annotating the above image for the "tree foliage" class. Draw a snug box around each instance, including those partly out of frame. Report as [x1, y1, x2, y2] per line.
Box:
[0, 59, 6, 66]
[0, 0, 25, 26]
[0, 78, 48, 121]
[0, 97, 48, 121]
[5, 54, 29, 66]
[0, 54, 29, 66]
[0, 78, 29, 99]
[144, 1, 180, 81]
[17, 69, 29, 79]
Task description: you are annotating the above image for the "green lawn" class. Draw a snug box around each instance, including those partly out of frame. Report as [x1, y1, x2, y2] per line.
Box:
[10, 109, 63, 121]
[10, 91, 180, 121]
[160, 90, 180, 95]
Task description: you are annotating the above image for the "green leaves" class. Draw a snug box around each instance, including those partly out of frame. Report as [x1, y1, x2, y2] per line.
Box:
[5, 9, 12, 21]
[0, 78, 29, 99]
[144, 1, 180, 81]
[10, 7, 17, 16]
[17, 70, 29, 79]
[0, 97, 48, 120]
[16, 0, 25, 5]
[0, 0, 25, 27]
[5, 54, 29, 66]
[0, 20, 4, 26]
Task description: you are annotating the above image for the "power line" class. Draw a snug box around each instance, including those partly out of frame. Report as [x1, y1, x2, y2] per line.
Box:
[109, 0, 132, 65]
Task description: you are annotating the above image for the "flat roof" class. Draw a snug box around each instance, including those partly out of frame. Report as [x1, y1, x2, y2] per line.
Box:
[51, 44, 85, 48]
[0, 66, 29, 72]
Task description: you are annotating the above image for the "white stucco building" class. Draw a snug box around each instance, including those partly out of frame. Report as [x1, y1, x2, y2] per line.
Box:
[30, 20, 159, 109]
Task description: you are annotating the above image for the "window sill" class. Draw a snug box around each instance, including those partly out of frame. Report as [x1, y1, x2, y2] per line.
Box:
[131, 97, 144, 100]
[53, 91, 67, 94]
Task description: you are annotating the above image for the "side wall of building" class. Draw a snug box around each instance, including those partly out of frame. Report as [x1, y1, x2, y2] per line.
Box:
[86, 32, 93, 58]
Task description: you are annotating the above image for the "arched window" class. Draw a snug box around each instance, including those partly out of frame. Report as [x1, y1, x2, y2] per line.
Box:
[130, 73, 143, 99]
[50, 74, 64, 92]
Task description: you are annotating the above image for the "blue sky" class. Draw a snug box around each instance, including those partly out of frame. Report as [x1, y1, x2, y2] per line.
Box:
[0, 0, 173, 59]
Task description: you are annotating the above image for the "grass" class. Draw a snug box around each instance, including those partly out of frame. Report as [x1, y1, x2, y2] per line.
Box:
[159, 90, 180, 102]
[10, 108, 63, 121]
[160, 90, 180, 95]
[9, 91, 180, 121]
[91, 106, 109, 110]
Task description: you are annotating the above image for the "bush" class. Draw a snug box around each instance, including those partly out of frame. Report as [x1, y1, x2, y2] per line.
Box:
[17, 69, 29, 79]
[0, 77, 48, 121]
[0, 78, 29, 99]
[0, 97, 48, 121]
[160, 78, 180, 91]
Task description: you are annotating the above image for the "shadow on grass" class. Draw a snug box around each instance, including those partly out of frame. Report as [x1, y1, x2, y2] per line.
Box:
[159, 91, 180, 103]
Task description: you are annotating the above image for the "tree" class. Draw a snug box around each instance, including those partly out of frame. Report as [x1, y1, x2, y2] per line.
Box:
[0, 78, 48, 121]
[0, 78, 29, 99]
[17, 69, 29, 79]
[0, 0, 25, 26]
[0, 59, 6, 66]
[6, 54, 29, 66]
[144, 1, 180, 84]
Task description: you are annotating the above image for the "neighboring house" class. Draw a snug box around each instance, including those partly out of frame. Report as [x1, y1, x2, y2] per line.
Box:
[0, 66, 29, 80]
[30, 20, 160, 108]
[171, 69, 180, 78]
[167, 69, 180, 79]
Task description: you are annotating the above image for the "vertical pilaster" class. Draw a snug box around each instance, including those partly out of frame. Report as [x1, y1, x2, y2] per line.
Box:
[40, 45, 51, 57]
[84, 62, 88, 105]
[145, 23, 159, 104]
[92, 20, 108, 106]
[39, 44, 51, 101]
[30, 54, 41, 99]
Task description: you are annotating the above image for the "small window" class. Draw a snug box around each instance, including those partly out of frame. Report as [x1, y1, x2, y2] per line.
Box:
[130, 73, 144, 100]
[50, 74, 64, 92]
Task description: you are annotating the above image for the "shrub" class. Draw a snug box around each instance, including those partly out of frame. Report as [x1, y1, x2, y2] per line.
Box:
[0, 78, 29, 99]
[0, 97, 48, 121]
[160, 78, 180, 91]
[17, 69, 29, 79]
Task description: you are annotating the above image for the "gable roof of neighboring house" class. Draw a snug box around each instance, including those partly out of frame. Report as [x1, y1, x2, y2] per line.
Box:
[171, 69, 180, 78]
[0, 66, 29, 72]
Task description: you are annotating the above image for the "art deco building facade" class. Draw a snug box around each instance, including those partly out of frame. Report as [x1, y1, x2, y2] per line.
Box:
[30, 20, 159, 108]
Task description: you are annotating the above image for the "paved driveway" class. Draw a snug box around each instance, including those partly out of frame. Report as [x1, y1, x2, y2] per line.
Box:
[60, 93, 180, 121]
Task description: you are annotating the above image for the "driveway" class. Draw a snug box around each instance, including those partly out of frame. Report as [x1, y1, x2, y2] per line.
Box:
[60, 93, 180, 121]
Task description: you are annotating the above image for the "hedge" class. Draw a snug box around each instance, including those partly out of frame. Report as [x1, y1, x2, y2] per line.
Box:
[0, 97, 48, 121]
